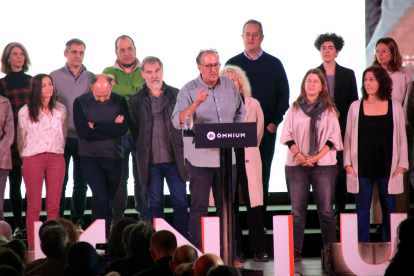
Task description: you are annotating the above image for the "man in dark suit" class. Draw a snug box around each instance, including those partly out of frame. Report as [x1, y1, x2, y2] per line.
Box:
[135, 230, 177, 276]
[314, 33, 359, 228]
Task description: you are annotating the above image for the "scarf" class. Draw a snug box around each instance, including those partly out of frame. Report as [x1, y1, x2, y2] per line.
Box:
[298, 97, 328, 155]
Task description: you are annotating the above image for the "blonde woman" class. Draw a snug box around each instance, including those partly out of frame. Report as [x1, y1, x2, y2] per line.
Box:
[220, 65, 267, 262]
[280, 68, 342, 261]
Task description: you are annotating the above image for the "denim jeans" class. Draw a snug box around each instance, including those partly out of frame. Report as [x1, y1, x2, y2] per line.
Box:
[81, 161, 122, 238]
[355, 177, 396, 242]
[285, 165, 337, 253]
[147, 162, 189, 239]
[113, 134, 150, 223]
[60, 138, 88, 225]
[187, 160, 236, 251]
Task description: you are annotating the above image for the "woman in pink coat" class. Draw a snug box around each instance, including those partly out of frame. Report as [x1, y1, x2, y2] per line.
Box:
[220, 65, 267, 262]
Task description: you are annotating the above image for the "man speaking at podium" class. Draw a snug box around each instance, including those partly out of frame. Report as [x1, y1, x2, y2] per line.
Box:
[172, 49, 246, 254]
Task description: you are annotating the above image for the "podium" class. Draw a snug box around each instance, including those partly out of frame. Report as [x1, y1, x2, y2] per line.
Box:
[194, 122, 257, 265]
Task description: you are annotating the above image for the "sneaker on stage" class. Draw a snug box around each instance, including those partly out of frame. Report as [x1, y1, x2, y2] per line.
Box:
[254, 251, 269, 262]
[13, 227, 27, 240]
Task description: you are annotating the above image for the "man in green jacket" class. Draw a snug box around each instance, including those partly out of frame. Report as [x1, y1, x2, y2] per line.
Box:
[103, 35, 149, 223]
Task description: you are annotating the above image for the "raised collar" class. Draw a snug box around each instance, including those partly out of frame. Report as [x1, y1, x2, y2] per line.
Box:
[113, 58, 141, 72]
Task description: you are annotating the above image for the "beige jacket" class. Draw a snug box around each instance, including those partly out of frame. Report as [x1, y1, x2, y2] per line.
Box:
[280, 106, 343, 166]
[209, 96, 265, 207]
[343, 99, 408, 194]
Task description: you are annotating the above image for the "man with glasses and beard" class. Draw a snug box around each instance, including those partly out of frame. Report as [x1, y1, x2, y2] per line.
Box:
[103, 35, 148, 224]
[129, 56, 190, 240]
[73, 74, 129, 239]
[172, 49, 246, 267]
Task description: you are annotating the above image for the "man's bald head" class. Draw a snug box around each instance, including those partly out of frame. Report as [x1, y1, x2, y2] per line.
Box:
[90, 74, 112, 103]
[0, 222, 12, 241]
[191, 253, 224, 276]
[149, 230, 177, 261]
[169, 245, 198, 272]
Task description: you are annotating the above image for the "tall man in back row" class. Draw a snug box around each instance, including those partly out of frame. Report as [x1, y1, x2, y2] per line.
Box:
[103, 35, 148, 223]
[50, 38, 95, 231]
[226, 19, 290, 222]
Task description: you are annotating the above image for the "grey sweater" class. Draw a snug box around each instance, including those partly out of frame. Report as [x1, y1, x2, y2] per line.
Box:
[50, 64, 95, 138]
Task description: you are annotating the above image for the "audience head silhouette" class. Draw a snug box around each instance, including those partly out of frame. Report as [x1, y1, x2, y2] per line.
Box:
[149, 230, 177, 262]
[169, 245, 198, 272]
[207, 265, 241, 276]
[41, 225, 70, 258]
[191, 253, 224, 276]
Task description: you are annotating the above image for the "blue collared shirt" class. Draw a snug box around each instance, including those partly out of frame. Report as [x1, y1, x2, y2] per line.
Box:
[243, 49, 264, 60]
[172, 75, 246, 167]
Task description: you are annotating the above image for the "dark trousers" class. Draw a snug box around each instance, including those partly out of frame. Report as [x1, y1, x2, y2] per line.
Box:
[0, 169, 10, 221]
[258, 128, 277, 220]
[60, 138, 88, 225]
[234, 172, 265, 253]
[112, 134, 147, 223]
[187, 160, 236, 251]
[334, 151, 347, 218]
[9, 166, 25, 228]
[81, 161, 122, 238]
[147, 162, 189, 240]
[285, 165, 337, 252]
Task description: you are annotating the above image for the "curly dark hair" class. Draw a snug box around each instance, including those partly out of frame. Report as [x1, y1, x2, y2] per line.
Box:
[361, 66, 392, 101]
[314, 33, 345, 51]
[108, 217, 138, 260]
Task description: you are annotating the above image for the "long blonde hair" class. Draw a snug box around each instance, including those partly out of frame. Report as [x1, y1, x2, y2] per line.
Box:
[220, 65, 251, 97]
[292, 68, 339, 117]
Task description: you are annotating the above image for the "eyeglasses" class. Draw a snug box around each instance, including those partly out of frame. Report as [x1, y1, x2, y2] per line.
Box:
[374, 49, 391, 54]
[199, 63, 221, 70]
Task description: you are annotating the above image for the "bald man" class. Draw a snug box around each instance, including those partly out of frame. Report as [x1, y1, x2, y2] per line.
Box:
[0, 221, 12, 241]
[191, 253, 224, 276]
[73, 74, 129, 238]
[169, 245, 198, 273]
[135, 230, 177, 276]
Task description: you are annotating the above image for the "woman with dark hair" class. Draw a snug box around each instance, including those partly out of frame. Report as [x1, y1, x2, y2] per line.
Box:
[344, 66, 408, 243]
[372, 37, 412, 220]
[372, 37, 412, 108]
[17, 74, 67, 249]
[314, 33, 359, 227]
[280, 68, 342, 261]
[384, 216, 414, 275]
[0, 42, 32, 239]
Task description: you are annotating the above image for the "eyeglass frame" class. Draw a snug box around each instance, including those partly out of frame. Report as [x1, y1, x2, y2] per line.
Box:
[198, 63, 221, 70]
[374, 49, 391, 54]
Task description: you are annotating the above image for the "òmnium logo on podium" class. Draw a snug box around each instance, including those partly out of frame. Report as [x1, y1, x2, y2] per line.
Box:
[195, 123, 257, 149]
[207, 131, 215, 140]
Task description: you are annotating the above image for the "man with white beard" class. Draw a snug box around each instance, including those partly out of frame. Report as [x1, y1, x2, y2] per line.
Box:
[128, 56, 190, 239]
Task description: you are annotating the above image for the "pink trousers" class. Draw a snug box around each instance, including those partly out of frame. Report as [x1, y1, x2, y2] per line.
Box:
[22, 153, 65, 245]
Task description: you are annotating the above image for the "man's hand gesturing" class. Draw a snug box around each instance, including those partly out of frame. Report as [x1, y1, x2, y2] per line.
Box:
[195, 87, 209, 106]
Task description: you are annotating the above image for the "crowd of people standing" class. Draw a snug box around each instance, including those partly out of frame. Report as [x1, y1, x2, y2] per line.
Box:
[0, 18, 413, 272]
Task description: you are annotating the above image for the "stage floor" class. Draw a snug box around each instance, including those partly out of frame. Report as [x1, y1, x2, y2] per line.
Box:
[243, 257, 354, 276]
